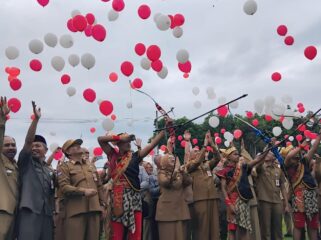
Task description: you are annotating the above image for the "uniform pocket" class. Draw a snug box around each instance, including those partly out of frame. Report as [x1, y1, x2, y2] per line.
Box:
[70, 170, 85, 186]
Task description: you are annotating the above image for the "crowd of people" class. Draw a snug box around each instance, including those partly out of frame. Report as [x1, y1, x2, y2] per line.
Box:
[0, 97, 321, 240]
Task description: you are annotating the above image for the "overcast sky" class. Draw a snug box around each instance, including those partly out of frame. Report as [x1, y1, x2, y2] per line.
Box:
[0, 0, 321, 157]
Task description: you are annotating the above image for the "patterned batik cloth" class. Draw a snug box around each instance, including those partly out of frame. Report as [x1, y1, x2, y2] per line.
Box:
[235, 197, 252, 232]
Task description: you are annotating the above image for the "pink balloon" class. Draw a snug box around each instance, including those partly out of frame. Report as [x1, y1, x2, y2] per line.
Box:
[67, 19, 77, 32]
[277, 25, 287, 36]
[284, 36, 294, 46]
[146, 45, 161, 61]
[220, 129, 226, 134]
[37, 0, 49, 7]
[151, 60, 163, 72]
[8, 67, 20, 77]
[99, 100, 114, 116]
[132, 78, 143, 89]
[135, 43, 146, 56]
[8, 98, 21, 113]
[112, 0, 125, 12]
[93, 147, 103, 156]
[296, 134, 303, 142]
[90, 127, 96, 133]
[252, 119, 259, 127]
[30, 59, 42, 72]
[178, 61, 192, 73]
[84, 25, 92, 37]
[304, 46, 317, 60]
[173, 14, 185, 27]
[138, 4, 151, 19]
[109, 72, 118, 82]
[192, 138, 198, 145]
[180, 140, 186, 148]
[246, 111, 253, 118]
[214, 133, 219, 137]
[83, 88, 96, 102]
[297, 102, 304, 108]
[86, 13, 95, 25]
[215, 137, 222, 144]
[265, 115, 272, 122]
[233, 129, 243, 139]
[54, 150, 63, 160]
[177, 135, 183, 141]
[111, 114, 117, 121]
[298, 107, 305, 113]
[271, 72, 281, 82]
[72, 15, 87, 32]
[92, 24, 107, 42]
[61, 74, 71, 85]
[120, 61, 134, 77]
[10, 79, 22, 91]
[217, 106, 228, 117]
[183, 73, 189, 79]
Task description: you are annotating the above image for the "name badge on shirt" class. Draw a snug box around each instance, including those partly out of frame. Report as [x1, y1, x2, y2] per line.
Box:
[207, 171, 212, 177]
[6, 169, 13, 176]
[276, 179, 280, 187]
[93, 173, 98, 182]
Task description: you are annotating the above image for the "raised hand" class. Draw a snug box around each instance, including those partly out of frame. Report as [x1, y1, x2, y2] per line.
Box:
[0, 97, 10, 123]
[32, 101, 41, 120]
[183, 130, 191, 141]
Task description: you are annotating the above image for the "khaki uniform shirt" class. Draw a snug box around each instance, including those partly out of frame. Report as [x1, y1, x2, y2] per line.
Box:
[0, 154, 19, 214]
[58, 159, 104, 217]
[255, 163, 285, 203]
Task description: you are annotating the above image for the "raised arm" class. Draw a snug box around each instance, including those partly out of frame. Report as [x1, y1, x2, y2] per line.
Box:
[0, 97, 10, 155]
[183, 130, 191, 163]
[305, 132, 321, 161]
[22, 101, 41, 152]
[248, 149, 270, 169]
[139, 130, 165, 158]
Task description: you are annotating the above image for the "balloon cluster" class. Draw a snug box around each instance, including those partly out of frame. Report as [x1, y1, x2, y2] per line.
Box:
[153, 13, 185, 38]
[5, 67, 22, 91]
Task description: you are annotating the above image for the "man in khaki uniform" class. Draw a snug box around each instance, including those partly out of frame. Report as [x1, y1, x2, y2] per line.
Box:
[254, 151, 289, 240]
[0, 97, 19, 240]
[58, 139, 106, 240]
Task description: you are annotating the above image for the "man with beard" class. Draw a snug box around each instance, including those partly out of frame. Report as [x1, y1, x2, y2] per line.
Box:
[17, 102, 56, 240]
[0, 97, 19, 240]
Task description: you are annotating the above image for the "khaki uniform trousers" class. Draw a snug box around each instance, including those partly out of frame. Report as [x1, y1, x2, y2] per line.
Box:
[158, 220, 188, 240]
[0, 211, 15, 240]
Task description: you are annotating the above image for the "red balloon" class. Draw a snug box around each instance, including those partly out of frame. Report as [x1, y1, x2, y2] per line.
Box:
[233, 129, 243, 139]
[265, 115, 272, 122]
[183, 73, 189, 79]
[10, 79, 22, 91]
[220, 128, 226, 134]
[132, 78, 143, 89]
[217, 106, 228, 117]
[8, 75, 15, 81]
[177, 135, 183, 141]
[297, 102, 304, 108]
[298, 107, 305, 113]
[298, 124, 306, 132]
[173, 14, 185, 27]
[168, 15, 175, 29]
[83, 88, 96, 102]
[304, 130, 311, 138]
[271, 72, 281, 81]
[178, 61, 192, 73]
[109, 72, 118, 82]
[215, 137, 222, 144]
[310, 132, 318, 140]
[284, 36, 294, 46]
[304, 46, 317, 60]
[111, 114, 117, 120]
[84, 25, 92, 37]
[67, 19, 77, 32]
[180, 140, 186, 148]
[54, 150, 63, 160]
[5, 67, 11, 74]
[246, 111, 253, 118]
[72, 15, 87, 32]
[138, 4, 151, 19]
[30, 114, 35, 120]
[30, 59, 42, 72]
[92, 24, 107, 42]
[86, 13, 95, 25]
[99, 100, 114, 116]
[112, 0, 125, 12]
[277, 25, 287, 36]
[160, 145, 167, 151]
[90, 127, 96, 133]
[9, 67, 20, 77]
[61, 74, 71, 85]
[214, 133, 219, 137]
[93, 147, 103, 156]
[135, 43, 146, 56]
[192, 138, 198, 145]
[279, 116, 285, 122]
[37, 0, 49, 7]
[252, 119, 259, 127]
[8, 98, 21, 113]
[146, 45, 161, 61]
[151, 60, 163, 72]
[120, 61, 134, 77]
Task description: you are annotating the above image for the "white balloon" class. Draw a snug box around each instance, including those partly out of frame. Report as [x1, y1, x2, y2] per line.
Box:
[59, 34, 74, 48]
[49, 131, 56, 136]
[281, 95, 293, 104]
[173, 27, 183, 38]
[224, 141, 230, 148]
[71, 9, 81, 17]
[5, 46, 19, 60]
[311, 140, 316, 146]
[157, 66, 168, 79]
[192, 87, 200, 96]
[265, 96, 276, 107]
[66, 86, 76, 97]
[140, 57, 151, 70]
[68, 54, 80, 67]
[207, 92, 216, 100]
[102, 118, 114, 131]
[108, 10, 119, 21]
[272, 126, 282, 137]
[224, 132, 234, 142]
[194, 101, 202, 109]
[176, 49, 189, 63]
[51, 56, 65, 72]
[156, 14, 171, 31]
[49, 143, 59, 152]
[81, 53, 95, 70]
[29, 39, 44, 54]
[284, 109, 295, 119]
[126, 102, 133, 109]
[282, 118, 294, 130]
[272, 104, 286, 116]
[230, 101, 239, 109]
[209, 116, 220, 128]
[243, 0, 258, 15]
[206, 87, 216, 100]
[254, 99, 264, 114]
[153, 13, 162, 22]
[218, 97, 227, 105]
[44, 33, 58, 48]
[127, 119, 134, 127]
[289, 136, 294, 141]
